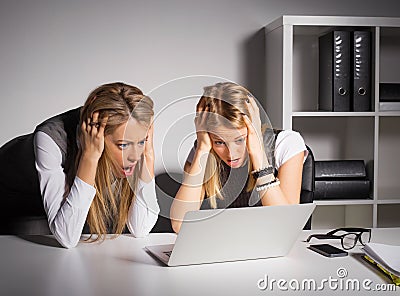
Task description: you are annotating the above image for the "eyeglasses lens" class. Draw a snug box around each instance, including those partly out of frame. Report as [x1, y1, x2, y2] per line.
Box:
[360, 231, 371, 245]
[342, 233, 358, 249]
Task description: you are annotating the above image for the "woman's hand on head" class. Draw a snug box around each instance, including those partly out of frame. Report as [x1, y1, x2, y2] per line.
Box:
[140, 121, 155, 182]
[245, 95, 263, 138]
[80, 112, 108, 162]
[144, 121, 154, 159]
[195, 101, 212, 152]
[243, 96, 268, 169]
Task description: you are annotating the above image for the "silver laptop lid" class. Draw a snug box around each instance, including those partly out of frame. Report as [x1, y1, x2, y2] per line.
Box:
[168, 203, 316, 266]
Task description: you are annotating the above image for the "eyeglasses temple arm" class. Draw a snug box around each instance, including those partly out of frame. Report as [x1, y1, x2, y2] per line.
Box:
[306, 234, 339, 242]
[327, 227, 371, 235]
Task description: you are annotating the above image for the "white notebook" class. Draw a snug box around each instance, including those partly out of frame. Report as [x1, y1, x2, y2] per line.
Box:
[363, 243, 400, 277]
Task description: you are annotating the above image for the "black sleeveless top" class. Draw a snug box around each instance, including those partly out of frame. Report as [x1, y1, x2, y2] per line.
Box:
[200, 160, 261, 209]
[199, 130, 281, 210]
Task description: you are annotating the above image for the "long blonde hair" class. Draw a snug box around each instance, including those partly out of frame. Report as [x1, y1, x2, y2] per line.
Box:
[199, 82, 257, 209]
[79, 82, 154, 241]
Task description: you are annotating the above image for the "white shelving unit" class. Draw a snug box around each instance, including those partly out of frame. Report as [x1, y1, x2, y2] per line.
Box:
[264, 15, 400, 229]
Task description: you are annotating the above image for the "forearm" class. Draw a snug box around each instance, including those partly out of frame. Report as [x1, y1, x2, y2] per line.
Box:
[76, 154, 99, 186]
[249, 146, 270, 171]
[127, 178, 159, 237]
[259, 186, 292, 206]
[170, 150, 209, 232]
[34, 132, 96, 248]
[50, 177, 96, 248]
[171, 183, 203, 231]
[258, 152, 304, 206]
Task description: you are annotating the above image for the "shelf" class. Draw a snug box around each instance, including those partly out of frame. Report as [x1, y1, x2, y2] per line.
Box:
[314, 199, 400, 205]
[292, 112, 376, 117]
[377, 199, 400, 204]
[293, 116, 374, 161]
[265, 15, 400, 228]
[377, 116, 400, 200]
[378, 111, 400, 116]
[314, 199, 374, 206]
[311, 204, 373, 229]
[291, 31, 378, 113]
[377, 204, 400, 227]
[380, 27, 400, 83]
[265, 15, 400, 33]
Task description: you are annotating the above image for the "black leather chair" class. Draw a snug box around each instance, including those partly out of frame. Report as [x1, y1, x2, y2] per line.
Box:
[300, 145, 315, 230]
[152, 172, 181, 233]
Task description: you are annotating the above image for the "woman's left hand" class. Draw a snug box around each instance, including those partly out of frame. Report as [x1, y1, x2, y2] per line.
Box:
[243, 96, 269, 170]
[140, 121, 155, 182]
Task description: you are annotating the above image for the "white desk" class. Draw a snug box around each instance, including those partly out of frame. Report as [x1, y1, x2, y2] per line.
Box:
[0, 228, 399, 296]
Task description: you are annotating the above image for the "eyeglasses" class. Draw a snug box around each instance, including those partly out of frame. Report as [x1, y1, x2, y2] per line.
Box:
[306, 227, 371, 250]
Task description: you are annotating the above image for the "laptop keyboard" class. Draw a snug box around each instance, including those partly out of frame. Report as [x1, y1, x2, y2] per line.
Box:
[163, 251, 172, 257]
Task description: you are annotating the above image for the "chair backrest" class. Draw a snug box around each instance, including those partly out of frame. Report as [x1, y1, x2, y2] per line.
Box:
[300, 145, 315, 230]
[152, 173, 182, 233]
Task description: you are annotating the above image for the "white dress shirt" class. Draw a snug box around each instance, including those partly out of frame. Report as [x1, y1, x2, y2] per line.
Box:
[34, 131, 160, 248]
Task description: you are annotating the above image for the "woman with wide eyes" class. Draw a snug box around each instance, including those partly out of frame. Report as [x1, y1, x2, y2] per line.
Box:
[170, 82, 307, 233]
[0, 82, 159, 248]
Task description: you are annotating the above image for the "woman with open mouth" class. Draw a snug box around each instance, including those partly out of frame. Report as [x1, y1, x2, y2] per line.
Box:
[0, 82, 159, 248]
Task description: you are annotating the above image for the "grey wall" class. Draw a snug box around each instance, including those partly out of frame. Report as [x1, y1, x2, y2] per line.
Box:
[1, 0, 400, 150]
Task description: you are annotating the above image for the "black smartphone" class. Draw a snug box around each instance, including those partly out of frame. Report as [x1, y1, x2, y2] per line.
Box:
[307, 244, 348, 257]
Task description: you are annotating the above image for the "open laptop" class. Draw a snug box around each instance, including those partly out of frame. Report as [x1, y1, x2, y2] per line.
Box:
[146, 203, 316, 266]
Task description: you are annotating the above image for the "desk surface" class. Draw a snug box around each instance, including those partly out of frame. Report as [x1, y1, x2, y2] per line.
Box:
[1, 228, 399, 296]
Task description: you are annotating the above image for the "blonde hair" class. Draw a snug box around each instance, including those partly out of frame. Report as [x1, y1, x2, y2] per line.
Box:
[79, 82, 154, 241]
[199, 82, 258, 208]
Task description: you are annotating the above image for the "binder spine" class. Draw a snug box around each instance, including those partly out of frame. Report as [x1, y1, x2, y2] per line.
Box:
[333, 31, 351, 111]
[319, 31, 351, 111]
[319, 32, 333, 111]
[352, 31, 371, 111]
[314, 180, 370, 199]
[315, 160, 366, 179]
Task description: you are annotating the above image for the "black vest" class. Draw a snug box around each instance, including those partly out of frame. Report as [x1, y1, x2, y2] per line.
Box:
[0, 108, 80, 230]
[35, 107, 81, 195]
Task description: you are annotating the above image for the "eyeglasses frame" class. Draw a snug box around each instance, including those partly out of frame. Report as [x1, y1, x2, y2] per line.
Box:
[306, 227, 371, 250]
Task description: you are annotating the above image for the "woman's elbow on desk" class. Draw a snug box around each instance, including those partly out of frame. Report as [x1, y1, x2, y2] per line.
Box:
[127, 217, 157, 238]
[50, 224, 80, 249]
[59, 240, 79, 249]
[53, 233, 80, 249]
[130, 227, 152, 238]
[171, 219, 181, 234]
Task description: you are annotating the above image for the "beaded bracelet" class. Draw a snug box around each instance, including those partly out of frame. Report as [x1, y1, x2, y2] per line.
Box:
[256, 178, 280, 192]
[256, 173, 275, 185]
[251, 166, 274, 179]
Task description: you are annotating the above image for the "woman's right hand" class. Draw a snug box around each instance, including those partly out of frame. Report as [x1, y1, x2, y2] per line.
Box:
[80, 112, 108, 162]
[194, 101, 212, 153]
